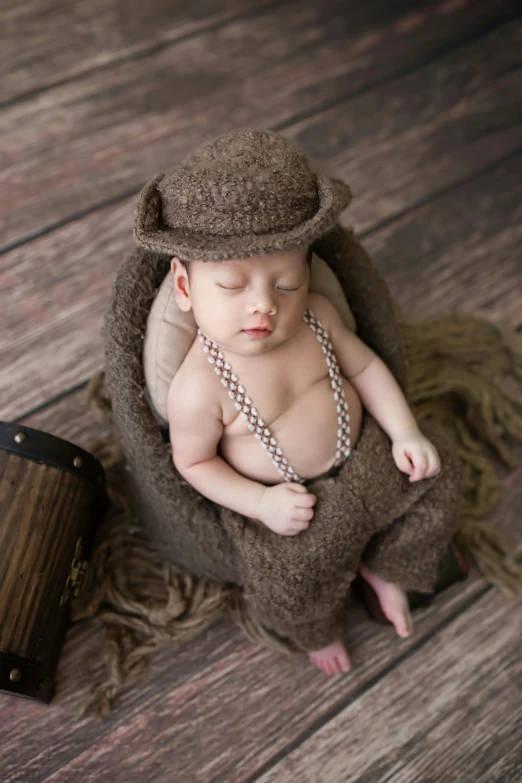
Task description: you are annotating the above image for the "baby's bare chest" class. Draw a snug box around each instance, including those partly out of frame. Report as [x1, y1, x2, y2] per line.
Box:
[190, 327, 330, 433]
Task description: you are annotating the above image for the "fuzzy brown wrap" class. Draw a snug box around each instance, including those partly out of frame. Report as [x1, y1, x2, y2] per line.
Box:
[220, 410, 462, 650]
[103, 224, 410, 589]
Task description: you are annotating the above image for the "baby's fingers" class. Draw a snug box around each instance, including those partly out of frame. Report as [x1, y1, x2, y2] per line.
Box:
[292, 507, 314, 521]
[425, 449, 441, 477]
[409, 451, 428, 481]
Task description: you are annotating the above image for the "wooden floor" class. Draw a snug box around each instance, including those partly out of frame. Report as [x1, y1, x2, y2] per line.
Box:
[1, 1, 522, 781]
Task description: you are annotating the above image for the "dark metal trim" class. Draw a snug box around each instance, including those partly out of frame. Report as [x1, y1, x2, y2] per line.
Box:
[0, 420, 109, 512]
[0, 651, 54, 703]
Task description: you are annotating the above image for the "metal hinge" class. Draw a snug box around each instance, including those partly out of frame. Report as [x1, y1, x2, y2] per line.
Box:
[60, 537, 90, 606]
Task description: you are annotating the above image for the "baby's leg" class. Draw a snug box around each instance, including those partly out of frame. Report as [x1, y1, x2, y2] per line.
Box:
[220, 463, 374, 668]
[218, 414, 394, 670]
[359, 423, 463, 633]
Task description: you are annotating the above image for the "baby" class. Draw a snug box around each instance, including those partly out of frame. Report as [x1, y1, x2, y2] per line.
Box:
[167, 242, 442, 675]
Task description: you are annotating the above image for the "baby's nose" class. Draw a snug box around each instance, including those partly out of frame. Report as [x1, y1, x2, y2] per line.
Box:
[250, 293, 276, 314]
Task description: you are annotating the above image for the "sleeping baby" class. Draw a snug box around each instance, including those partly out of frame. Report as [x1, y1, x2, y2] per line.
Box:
[167, 242, 443, 675]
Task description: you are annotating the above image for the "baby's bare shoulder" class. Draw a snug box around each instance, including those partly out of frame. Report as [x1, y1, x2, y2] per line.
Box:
[306, 291, 338, 330]
[167, 342, 221, 420]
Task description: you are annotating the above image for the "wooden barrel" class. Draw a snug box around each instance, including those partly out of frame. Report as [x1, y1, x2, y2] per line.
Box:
[0, 420, 109, 703]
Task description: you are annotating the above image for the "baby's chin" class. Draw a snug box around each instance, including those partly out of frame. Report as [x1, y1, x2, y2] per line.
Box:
[206, 328, 288, 356]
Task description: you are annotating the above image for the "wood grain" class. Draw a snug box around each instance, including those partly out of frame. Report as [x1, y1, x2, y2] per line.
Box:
[0, 0, 272, 104]
[255, 588, 522, 783]
[1, 1, 519, 248]
[0, 453, 95, 661]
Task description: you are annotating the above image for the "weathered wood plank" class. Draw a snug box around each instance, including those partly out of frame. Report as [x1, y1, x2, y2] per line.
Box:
[254, 588, 522, 783]
[0, 0, 271, 103]
[2, 142, 521, 422]
[1, 2, 519, 248]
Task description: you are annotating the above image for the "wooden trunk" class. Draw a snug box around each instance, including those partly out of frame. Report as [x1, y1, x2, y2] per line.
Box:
[0, 421, 108, 702]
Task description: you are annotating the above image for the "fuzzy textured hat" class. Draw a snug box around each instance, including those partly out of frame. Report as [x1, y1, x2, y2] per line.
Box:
[133, 129, 353, 261]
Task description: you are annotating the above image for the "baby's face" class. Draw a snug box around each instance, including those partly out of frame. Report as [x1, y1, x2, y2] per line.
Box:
[172, 246, 310, 356]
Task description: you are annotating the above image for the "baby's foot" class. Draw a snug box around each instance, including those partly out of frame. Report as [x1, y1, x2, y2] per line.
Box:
[359, 563, 413, 638]
[308, 641, 352, 675]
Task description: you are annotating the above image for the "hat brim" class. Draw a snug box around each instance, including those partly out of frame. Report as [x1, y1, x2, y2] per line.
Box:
[133, 172, 352, 261]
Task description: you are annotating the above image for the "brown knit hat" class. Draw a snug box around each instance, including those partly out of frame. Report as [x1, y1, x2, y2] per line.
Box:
[133, 129, 352, 261]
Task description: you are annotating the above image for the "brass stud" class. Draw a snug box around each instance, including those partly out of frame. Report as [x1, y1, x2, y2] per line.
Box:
[73, 456, 83, 469]
[14, 432, 27, 444]
[9, 668, 22, 683]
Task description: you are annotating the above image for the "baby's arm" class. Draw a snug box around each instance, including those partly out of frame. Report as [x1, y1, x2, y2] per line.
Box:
[167, 376, 317, 531]
[309, 292, 417, 439]
[311, 293, 440, 481]
[167, 377, 265, 518]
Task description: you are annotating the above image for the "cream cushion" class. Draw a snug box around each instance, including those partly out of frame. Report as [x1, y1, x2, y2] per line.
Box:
[143, 252, 356, 423]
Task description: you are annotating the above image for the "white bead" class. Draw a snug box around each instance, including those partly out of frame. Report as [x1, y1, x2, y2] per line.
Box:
[269, 437, 276, 445]
[216, 359, 223, 367]
[241, 412, 249, 420]
[214, 367, 221, 375]
[255, 433, 261, 439]
[244, 397, 251, 405]
[203, 345, 209, 353]
[231, 374, 238, 382]
[263, 428, 270, 436]
[228, 391, 235, 399]
[224, 362, 231, 370]
[208, 356, 215, 364]
[276, 447, 283, 455]
[238, 385, 245, 394]
[247, 424, 256, 431]
[234, 402, 242, 410]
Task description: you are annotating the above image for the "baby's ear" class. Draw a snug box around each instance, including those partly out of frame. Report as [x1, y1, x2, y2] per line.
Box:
[171, 257, 192, 312]
[171, 256, 180, 276]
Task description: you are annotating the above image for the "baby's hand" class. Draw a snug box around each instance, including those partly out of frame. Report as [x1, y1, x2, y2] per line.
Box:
[255, 483, 317, 536]
[392, 428, 441, 482]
